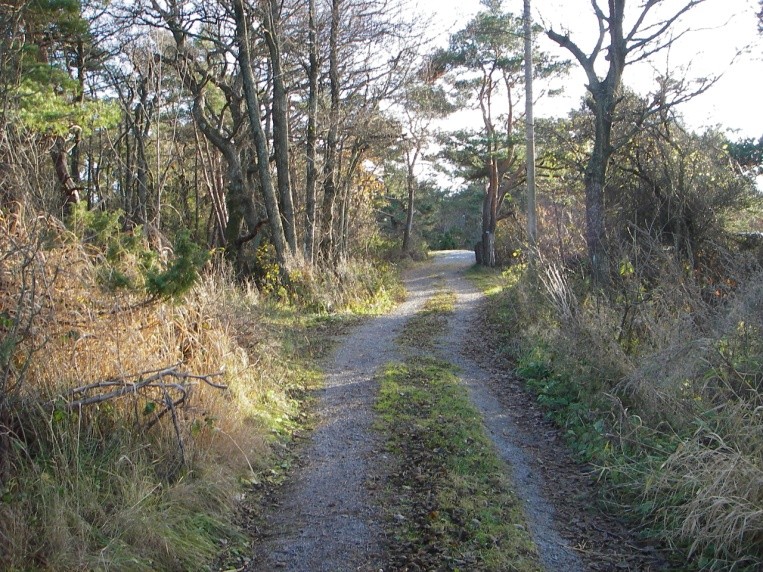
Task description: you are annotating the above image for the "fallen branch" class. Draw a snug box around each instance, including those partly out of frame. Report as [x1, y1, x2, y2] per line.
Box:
[47, 364, 227, 471]
[58, 363, 226, 410]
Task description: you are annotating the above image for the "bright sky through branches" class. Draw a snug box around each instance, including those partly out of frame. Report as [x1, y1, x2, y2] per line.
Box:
[421, 0, 763, 138]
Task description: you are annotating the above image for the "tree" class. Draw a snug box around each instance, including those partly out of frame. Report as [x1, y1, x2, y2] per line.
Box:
[303, 0, 320, 263]
[5, 0, 119, 212]
[397, 82, 455, 253]
[231, 0, 290, 269]
[523, 0, 536, 249]
[314, 0, 417, 263]
[319, 0, 341, 263]
[261, 0, 297, 254]
[432, 0, 565, 266]
[144, 0, 269, 266]
[547, 0, 712, 285]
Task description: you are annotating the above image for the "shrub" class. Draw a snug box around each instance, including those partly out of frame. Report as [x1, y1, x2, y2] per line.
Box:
[484, 254, 762, 569]
[0, 211, 318, 569]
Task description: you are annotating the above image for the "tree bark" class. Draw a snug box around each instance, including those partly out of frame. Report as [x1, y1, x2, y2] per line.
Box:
[319, 0, 341, 264]
[51, 135, 80, 209]
[263, 0, 297, 254]
[402, 142, 420, 254]
[232, 0, 289, 270]
[543, 0, 703, 285]
[584, 91, 615, 283]
[402, 170, 416, 253]
[191, 97, 260, 262]
[303, 0, 319, 263]
[481, 157, 499, 267]
[524, 0, 537, 249]
[133, 76, 151, 226]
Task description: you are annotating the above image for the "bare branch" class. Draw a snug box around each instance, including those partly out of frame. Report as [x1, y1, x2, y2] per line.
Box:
[56, 364, 226, 410]
[590, 0, 607, 62]
[627, 0, 706, 56]
[546, 28, 599, 89]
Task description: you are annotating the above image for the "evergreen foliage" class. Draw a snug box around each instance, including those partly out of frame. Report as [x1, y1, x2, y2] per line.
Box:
[145, 232, 209, 300]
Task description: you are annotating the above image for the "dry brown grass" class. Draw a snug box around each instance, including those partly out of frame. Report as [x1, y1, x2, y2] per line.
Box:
[0, 206, 319, 569]
[497, 248, 763, 569]
[643, 401, 763, 569]
[622, 278, 763, 569]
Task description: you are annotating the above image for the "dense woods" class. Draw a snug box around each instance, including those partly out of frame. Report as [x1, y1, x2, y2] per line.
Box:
[1, 0, 762, 569]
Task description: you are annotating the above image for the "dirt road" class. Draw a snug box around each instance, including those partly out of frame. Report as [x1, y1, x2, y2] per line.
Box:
[250, 251, 664, 571]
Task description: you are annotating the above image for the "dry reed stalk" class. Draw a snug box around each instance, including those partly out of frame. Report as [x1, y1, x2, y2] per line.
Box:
[651, 411, 763, 567]
[539, 260, 577, 323]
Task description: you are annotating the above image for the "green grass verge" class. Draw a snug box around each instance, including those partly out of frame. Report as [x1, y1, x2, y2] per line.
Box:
[396, 290, 457, 350]
[375, 356, 542, 571]
[378, 286, 540, 570]
[464, 264, 508, 295]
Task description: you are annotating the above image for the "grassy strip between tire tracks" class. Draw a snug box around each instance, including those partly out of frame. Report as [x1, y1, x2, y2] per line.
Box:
[375, 289, 542, 571]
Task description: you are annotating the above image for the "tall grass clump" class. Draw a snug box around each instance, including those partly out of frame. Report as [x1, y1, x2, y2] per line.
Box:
[274, 255, 403, 315]
[0, 202, 395, 569]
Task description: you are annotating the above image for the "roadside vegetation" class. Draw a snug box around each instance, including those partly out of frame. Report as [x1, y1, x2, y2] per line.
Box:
[469, 256, 763, 571]
[0, 207, 400, 570]
[395, 289, 456, 350]
[375, 290, 542, 571]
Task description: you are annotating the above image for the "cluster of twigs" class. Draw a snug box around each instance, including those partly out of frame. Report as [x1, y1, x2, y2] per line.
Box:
[53, 363, 226, 466]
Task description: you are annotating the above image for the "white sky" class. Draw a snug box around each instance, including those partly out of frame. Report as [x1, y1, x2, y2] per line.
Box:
[418, 0, 763, 139]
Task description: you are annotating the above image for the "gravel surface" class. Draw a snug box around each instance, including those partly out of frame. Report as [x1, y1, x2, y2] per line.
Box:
[435, 250, 585, 571]
[249, 261, 443, 572]
[250, 251, 665, 571]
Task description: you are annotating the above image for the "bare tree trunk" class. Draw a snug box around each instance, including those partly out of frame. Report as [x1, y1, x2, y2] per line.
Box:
[319, 0, 341, 264]
[194, 124, 227, 247]
[69, 40, 86, 194]
[524, 0, 537, 249]
[303, 0, 319, 263]
[134, 99, 150, 225]
[402, 169, 416, 253]
[336, 142, 364, 260]
[191, 98, 261, 262]
[584, 90, 615, 285]
[484, 157, 499, 267]
[122, 115, 133, 215]
[51, 136, 80, 209]
[263, 0, 297, 254]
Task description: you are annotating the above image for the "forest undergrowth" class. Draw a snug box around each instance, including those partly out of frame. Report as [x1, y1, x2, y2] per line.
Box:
[471, 248, 763, 571]
[0, 205, 401, 570]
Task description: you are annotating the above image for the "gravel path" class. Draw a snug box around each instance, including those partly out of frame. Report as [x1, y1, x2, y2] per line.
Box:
[250, 251, 617, 571]
[435, 250, 585, 571]
[250, 261, 444, 571]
